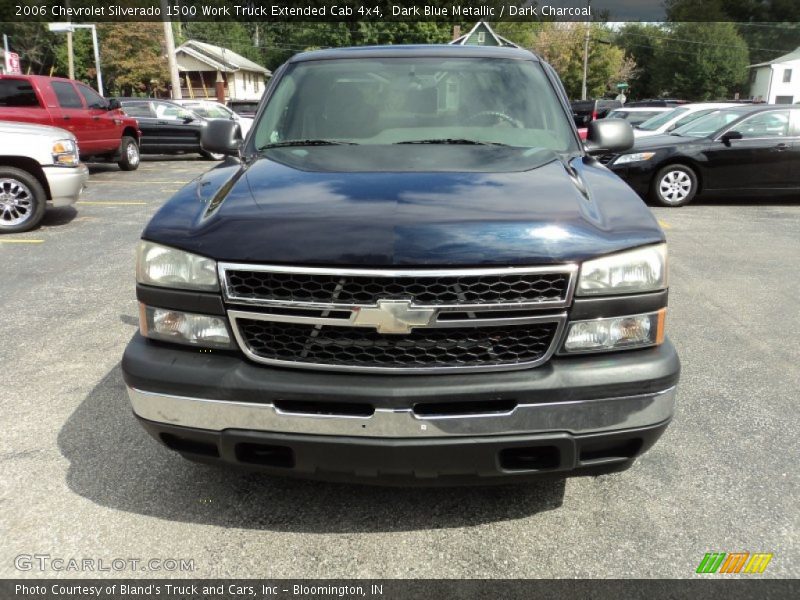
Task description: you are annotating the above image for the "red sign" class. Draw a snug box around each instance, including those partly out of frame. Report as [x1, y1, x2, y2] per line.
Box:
[5, 51, 21, 75]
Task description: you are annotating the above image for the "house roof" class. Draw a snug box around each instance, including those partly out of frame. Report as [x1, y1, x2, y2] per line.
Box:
[449, 21, 520, 48]
[749, 47, 800, 68]
[176, 40, 270, 75]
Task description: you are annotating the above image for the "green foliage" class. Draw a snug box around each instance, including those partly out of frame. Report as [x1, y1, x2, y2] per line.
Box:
[615, 23, 664, 99]
[97, 23, 170, 96]
[655, 22, 750, 100]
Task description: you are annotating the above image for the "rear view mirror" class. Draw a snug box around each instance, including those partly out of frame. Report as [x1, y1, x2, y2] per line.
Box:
[202, 119, 243, 156]
[584, 118, 634, 155]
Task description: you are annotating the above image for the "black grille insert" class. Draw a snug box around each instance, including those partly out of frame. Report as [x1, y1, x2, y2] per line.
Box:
[225, 270, 571, 306]
[237, 319, 559, 369]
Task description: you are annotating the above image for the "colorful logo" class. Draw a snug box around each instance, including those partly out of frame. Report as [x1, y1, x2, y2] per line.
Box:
[696, 552, 773, 574]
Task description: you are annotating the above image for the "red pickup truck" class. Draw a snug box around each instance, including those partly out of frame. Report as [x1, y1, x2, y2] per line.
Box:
[0, 75, 141, 171]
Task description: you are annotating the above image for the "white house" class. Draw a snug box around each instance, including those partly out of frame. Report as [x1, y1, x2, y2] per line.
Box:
[749, 47, 800, 104]
[175, 40, 271, 101]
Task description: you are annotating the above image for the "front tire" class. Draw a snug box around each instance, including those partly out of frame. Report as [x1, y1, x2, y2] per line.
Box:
[0, 167, 47, 233]
[117, 136, 140, 171]
[650, 164, 698, 207]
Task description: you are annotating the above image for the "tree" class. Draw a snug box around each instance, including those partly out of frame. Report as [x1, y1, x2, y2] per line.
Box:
[615, 23, 666, 99]
[98, 23, 170, 96]
[654, 22, 750, 100]
[665, 0, 800, 65]
[514, 22, 634, 99]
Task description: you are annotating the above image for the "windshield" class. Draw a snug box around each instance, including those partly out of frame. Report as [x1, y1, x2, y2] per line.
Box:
[187, 104, 231, 119]
[637, 107, 687, 131]
[672, 110, 742, 137]
[253, 57, 576, 153]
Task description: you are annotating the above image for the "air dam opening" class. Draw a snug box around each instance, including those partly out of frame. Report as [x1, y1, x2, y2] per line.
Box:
[273, 400, 375, 417]
[160, 433, 219, 458]
[499, 445, 561, 471]
[579, 438, 643, 464]
[236, 443, 295, 468]
[414, 399, 517, 417]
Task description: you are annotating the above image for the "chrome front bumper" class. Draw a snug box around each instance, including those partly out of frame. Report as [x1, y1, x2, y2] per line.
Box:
[127, 385, 676, 439]
[42, 164, 89, 207]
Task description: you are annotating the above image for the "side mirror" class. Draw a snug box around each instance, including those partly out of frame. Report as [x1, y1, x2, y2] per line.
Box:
[720, 130, 742, 146]
[202, 119, 242, 156]
[182, 115, 195, 124]
[107, 98, 121, 111]
[584, 118, 634, 155]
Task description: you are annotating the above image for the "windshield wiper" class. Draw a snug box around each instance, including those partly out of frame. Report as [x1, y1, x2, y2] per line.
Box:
[395, 138, 508, 146]
[258, 139, 358, 149]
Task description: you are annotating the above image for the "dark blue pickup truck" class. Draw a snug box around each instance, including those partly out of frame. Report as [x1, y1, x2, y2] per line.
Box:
[122, 45, 680, 484]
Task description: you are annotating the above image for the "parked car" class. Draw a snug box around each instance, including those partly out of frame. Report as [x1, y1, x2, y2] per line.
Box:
[606, 107, 673, 126]
[625, 99, 688, 107]
[601, 105, 800, 206]
[227, 99, 259, 119]
[0, 121, 88, 232]
[633, 103, 739, 138]
[0, 75, 140, 170]
[570, 98, 622, 128]
[123, 45, 679, 484]
[173, 99, 254, 137]
[116, 99, 224, 160]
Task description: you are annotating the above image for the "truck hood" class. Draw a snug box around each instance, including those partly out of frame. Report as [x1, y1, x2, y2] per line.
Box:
[0, 120, 74, 139]
[144, 146, 664, 266]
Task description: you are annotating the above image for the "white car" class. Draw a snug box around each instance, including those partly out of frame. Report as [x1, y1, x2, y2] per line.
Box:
[605, 106, 673, 126]
[633, 103, 740, 138]
[172, 99, 254, 137]
[0, 121, 88, 233]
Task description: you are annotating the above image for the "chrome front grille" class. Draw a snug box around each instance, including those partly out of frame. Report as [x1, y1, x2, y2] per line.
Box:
[220, 264, 576, 373]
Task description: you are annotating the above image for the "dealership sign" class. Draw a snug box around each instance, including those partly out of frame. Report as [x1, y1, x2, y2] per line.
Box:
[5, 51, 21, 74]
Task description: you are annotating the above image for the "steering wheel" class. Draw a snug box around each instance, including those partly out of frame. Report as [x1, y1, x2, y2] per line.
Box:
[466, 111, 524, 128]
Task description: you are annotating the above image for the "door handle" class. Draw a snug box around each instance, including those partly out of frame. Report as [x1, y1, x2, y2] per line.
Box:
[92, 116, 101, 121]
[63, 115, 71, 120]
[774, 143, 789, 151]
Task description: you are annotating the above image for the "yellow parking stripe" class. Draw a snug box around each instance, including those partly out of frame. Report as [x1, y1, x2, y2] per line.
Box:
[658, 220, 672, 229]
[89, 180, 186, 184]
[76, 201, 148, 205]
[0, 239, 44, 244]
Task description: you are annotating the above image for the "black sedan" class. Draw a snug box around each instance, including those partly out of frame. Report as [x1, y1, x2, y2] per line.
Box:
[601, 105, 800, 206]
[117, 99, 223, 160]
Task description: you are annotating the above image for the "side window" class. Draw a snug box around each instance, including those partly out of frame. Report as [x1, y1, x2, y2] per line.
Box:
[52, 81, 84, 109]
[77, 84, 106, 109]
[154, 102, 192, 119]
[121, 102, 154, 118]
[0, 79, 40, 107]
[736, 111, 790, 138]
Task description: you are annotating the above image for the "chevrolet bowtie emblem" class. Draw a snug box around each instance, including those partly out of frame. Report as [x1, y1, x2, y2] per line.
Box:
[352, 300, 436, 334]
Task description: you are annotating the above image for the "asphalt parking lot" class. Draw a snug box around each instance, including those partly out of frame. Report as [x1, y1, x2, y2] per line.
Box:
[1, 158, 797, 579]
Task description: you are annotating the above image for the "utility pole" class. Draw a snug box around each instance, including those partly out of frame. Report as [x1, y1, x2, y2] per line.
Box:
[65, 0, 74, 79]
[580, 0, 592, 100]
[3, 34, 9, 72]
[160, 0, 182, 99]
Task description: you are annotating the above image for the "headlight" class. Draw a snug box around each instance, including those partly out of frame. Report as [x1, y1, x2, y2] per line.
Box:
[613, 152, 656, 165]
[136, 241, 219, 291]
[562, 309, 665, 353]
[52, 139, 79, 166]
[578, 244, 667, 296]
[139, 304, 233, 349]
